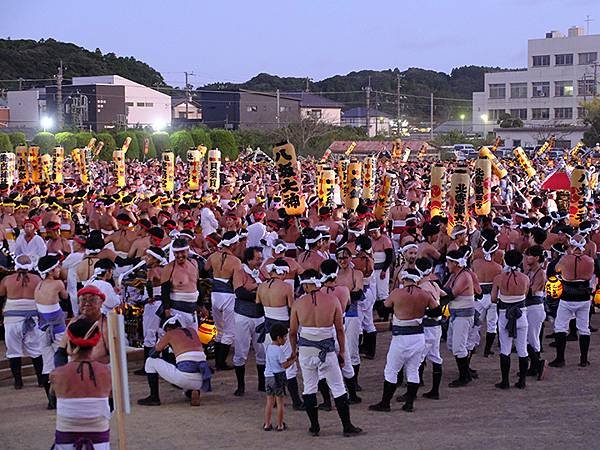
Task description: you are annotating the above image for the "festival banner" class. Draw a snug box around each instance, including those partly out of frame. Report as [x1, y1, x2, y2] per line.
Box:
[273, 142, 305, 216]
[345, 142, 357, 156]
[113, 150, 126, 188]
[318, 168, 336, 208]
[535, 136, 555, 159]
[16, 145, 29, 184]
[391, 139, 403, 159]
[362, 156, 376, 200]
[345, 160, 362, 211]
[52, 147, 64, 184]
[447, 167, 470, 234]
[479, 146, 507, 179]
[161, 151, 175, 193]
[569, 165, 588, 226]
[187, 149, 201, 191]
[373, 172, 395, 220]
[29, 146, 41, 184]
[474, 158, 491, 216]
[0, 153, 11, 187]
[338, 158, 350, 206]
[513, 147, 536, 179]
[40, 154, 53, 183]
[207, 149, 221, 191]
[430, 163, 445, 217]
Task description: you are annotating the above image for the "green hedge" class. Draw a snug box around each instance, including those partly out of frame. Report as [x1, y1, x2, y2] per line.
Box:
[152, 131, 170, 154]
[0, 133, 12, 152]
[55, 132, 77, 152]
[75, 131, 95, 148]
[96, 132, 117, 161]
[169, 130, 194, 158]
[32, 132, 56, 153]
[9, 132, 26, 147]
[210, 129, 238, 160]
[190, 127, 212, 149]
[115, 131, 140, 160]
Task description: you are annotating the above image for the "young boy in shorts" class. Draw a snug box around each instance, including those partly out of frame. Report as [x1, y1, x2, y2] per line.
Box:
[263, 323, 296, 431]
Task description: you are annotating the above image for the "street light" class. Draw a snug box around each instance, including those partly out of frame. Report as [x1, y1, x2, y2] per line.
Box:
[459, 113, 465, 134]
[152, 120, 166, 132]
[480, 114, 488, 122]
[40, 116, 54, 132]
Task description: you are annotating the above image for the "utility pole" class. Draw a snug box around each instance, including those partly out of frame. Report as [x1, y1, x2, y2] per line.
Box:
[585, 15, 593, 34]
[276, 89, 280, 127]
[396, 73, 401, 135]
[430, 93, 434, 141]
[305, 77, 310, 92]
[56, 60, 64, 130]
[184, 71, 194, 120]
[18, 77, 23, 91]
[365, 76, 371, 137]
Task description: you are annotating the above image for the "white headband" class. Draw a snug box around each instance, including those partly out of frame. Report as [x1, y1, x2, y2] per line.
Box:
[162, 315, 182, 330]
[503, 264, 519, 272]
[402, 243, 418, 253]
[85, 249, 101, 255]
[570, 237, 586, 250]
[172, 244, 190, 252]
[38, 260, 60, 277]
[349, 228, 364, 236]
[400, 271, 422, 283]
[417, 267, 432, 277]
[321, 270, 338, 282]
[300, 277, 321, 287]
[272, 243, 287, 254]
[146, 249, 167, 266]
[305, 236, 321, 245]
[266, 263, 290, 275]
[15, 258, 34, 271]
[447, 255, 468, 268]
[315, 225, 330, 232]
[515, 212, 529, 219]
[450, 228, 467, 239]
[483, 243, 499, 261]
[219, 234, 240, 248]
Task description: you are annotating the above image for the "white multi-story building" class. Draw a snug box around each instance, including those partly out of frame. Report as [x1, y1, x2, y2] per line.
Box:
[473, 26, 598, 148]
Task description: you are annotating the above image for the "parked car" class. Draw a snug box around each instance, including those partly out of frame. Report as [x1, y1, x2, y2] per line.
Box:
[453, 144, 475, 153]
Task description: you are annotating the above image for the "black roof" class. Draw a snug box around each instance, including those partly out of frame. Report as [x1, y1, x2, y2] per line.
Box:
[280, 92, 343, 108]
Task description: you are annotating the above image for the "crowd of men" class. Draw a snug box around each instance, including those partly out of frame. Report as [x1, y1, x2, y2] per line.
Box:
[1, 149, 599, 445]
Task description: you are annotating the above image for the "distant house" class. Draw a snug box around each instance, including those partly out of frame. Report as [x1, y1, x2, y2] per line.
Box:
[171, 98, 202, 126]
[434, 120, 473, 135]
[329, 140, 433, 157]
[341, 107, 391, 137]
[281, 92, 342, 125]
[0, 106, 10, 128]
[198, 89, 301, 130]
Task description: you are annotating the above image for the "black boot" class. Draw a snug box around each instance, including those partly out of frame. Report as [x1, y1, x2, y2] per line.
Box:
[402, 382, 419, 412]
[579, 334, 591, 367]
[423, 363, 442, 400]
[137, 373, 161, 405]
[41, 374, 56, 409]
[234, 365, 245, 396]
[495, 354, 510, 389]
[134, 346, 152, 376]
[526, 345, 538, 376]
[363, 331, 377, 360]
[418, 361, 425, 386]
[31, 355, 44, 387]
[515, 357, 528, 389]
[257, 364, 266, 392]
[537, 352, 547, 381]
[345, 376, 362, 404]
[287, 377, 305, 410]
[567, 319, 578, 341]
[353, 364, 362, 391]
[303, 393, 320, 436]
[317, 379, 332, 411]
[549, 332, 567, 367]
[369, 380, 397, 412]
[215, 343, 234, 371]
[448, 357, 470, 388]
[467, 351, 478, 379]
[539, 322, 545, 353]
[396, 367, 404, 387]
[9, 357, 23, 390]
[334, 394, 362, 436]
[484, 332, 496, 357]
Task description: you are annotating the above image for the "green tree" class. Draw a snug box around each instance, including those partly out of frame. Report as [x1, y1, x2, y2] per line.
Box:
[497, 113, 523, 128]
[152, 131, 170, 153]
[133, 131, 156, 159]
[115, 131, 140, 160]
[75, 131, 95, 148]
[9, 132, 27, 147]
[210, 129, 238, 159]
[190, 127, 212, 149]
[96, 132, 117, 161]
[55, 132, 77, 151]
[233, 129, 273, 154]
[0, 133, 12, 152]
[169, 130, 195, 158]
[32, 132, 56, 153]
[583, 99, 600, 147]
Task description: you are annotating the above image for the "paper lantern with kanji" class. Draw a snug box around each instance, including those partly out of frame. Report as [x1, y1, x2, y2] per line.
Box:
[373, 172, 395, 220]
[318, 168, 336, 208]
[273, 142, 305, 216]
[187, 149, 201, 191]
[430, 163, 445, 218]
[40, 154, 53, 183]
[569, 165, 589, 226]
[207, 149, 221, 191]
[345, 160, 362, 212]
[16, 146, 29, 184]
[52, 147, 64, 184]
[29, 146, 41, 184]
[473, 158, 491, 216]
[113, 150, 126, 188]
[0, 153, 11, 187]
[447, 167, 470, 234]
[479, 146, 507, 179]
[362, 156, 376, 200]
[162, 151, 175, 192]
[513, 147, 536, 179]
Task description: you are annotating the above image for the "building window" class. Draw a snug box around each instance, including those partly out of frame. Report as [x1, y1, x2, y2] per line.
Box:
[532, 82, 550, 98]
[136, 102, 145, 107]
[309, 109, 322, 120]
[555, 54, 573, 66]
[488, 109, 505, 121]
[489, 83, 506, 99]
[531, 108, 550, 120]
[554, 107, 573, 119]
[555, 81, 574, 97]
[577, 107, 587, 119]
[125, 102, 134, 107]
[279, 106, 290, 112]
[579, 52, 597, 65]
[178, 112, 187, 118]
[578, 79, 596, 96]
[532, 55, 550, 67]
[145, 102, 154, 107]
[246, 105, 258, 112]
[510, 83, 527, 98]
[513, 139, 521, 147]
[510, 109, 527, 120]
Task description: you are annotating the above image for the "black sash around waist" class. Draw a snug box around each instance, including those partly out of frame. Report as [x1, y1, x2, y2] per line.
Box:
[525, 295, 544, 306]
[171, 300, 197, 314]
[234, 298, 264, 318]
[480, 284, 493, 295]
[391, 324, 424, 335]
[212, 278, 234, 294]
[497, 300, 525, 310]
[423, 317, 442, 327]
[561, 280, 591, 302]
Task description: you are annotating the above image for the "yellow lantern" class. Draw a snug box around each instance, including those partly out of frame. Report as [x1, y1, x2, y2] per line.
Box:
[318, 168, 336, 208]
[345, 142, 357, 156]
[52, 147, 64, 184]
[402, 147, 411, 162]
[448, 167, 470, 235]
[430, 163, 445, 218]
[6, 153, 15, 186]
[569, 165, 589, 227]
[545, 275, 563, 299]
[0, 153, 10, 187]
[535, 136, 555, 158]
[417, 144, 427, 159]
[16, 146, 28, 184]
[40, 154, 53, 183]
[570, 142, 585, 160]
[198, 321, 217, 345]
[29, 146, 41, 184]
[197, 145, 207, 159]
[207, 149, 221, 191]
[474, 157, 491, 216]
[320, 149, 331, 163]
[373, 172, 395, 220]
[362, 156, 376, 201]
[338, 158, 350, 206]
[594, 287, 600, 306]
[273, 142, 305, 216]
[345, 160, 362, 211]
[479, 146, 507, 179]
[113, 150, 126, 188]
[162, 151, 175, 192]
[187, 149, 201, 191]
[513, 146, 536, 179]
[391, 139, 403, 158]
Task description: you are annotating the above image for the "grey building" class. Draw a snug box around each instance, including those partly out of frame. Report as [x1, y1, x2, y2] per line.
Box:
[198, 89, 301, 130]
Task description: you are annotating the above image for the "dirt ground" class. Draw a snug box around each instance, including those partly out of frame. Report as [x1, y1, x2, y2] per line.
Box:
[2, 321, 599, 450]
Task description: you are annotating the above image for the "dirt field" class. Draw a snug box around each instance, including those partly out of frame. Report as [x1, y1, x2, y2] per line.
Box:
[1, 323, 599, 450]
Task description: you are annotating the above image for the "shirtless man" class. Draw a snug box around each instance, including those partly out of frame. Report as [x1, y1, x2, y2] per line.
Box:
[446, 225, 469, 252]
[524, 245, 547, 379]
[256, 259, 303, 410]
[204, 231, 242, 370]
[127, 223, 156, 259]
[35, 255, 68, 408]
[312, 207, 341, 246]
[369, 268, 439, 413]
[1, 255, 44, 390]
[392, 242, 418, 290]
[289, 269, 362, 437]
[444, 249, 476, 388]
[351, 235, 376, 359]
[138, 315, 211, 407]
[389, 198, 411, 253]
[0, 199, 18, 248]
[417, 222, 441, 262]
[260, 238, 303, 283]
[160, 238, 200, 331]
[368, 221, 394, 325]
[51, 318, 112, 449]
[471, 240, 502, 357]
[297, 228, 325, 272]
[76, 232, 106, 289]
[491, 250, 530, 389]
[232, 246, 265, 396]
[105, 214, 137, 253]
[549, 234, 594, 368]
[99, 200, 118, 236]
[44, 221, 71, 257]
